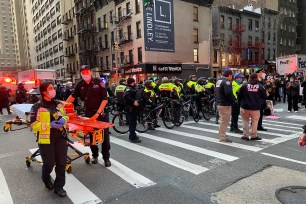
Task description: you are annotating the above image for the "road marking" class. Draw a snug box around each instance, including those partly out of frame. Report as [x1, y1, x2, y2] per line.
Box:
[259, 119, 303, 127]
[262, 153, 306, 165]
[286, 115, 306, 121]
[71, 144, 156, 188]
[111, 137, 208, 175]
[196, 121, 298, 137]
[238, 119, 299, 130]
[157, 127, 264, 152]
[180, 124, 276, 144]
[0, 168, 14, 204]
[138, 132, 239, 161]
[29, 148, 102, 204]
[274, 108, 284, 112]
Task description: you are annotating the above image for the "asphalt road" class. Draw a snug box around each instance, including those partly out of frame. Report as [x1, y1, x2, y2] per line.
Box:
[1, 102, 306, 204]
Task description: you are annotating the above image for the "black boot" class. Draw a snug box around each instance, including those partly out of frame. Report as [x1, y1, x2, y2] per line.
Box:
[54, 188, 67, 197]
[44, 181, 54, 190]
[104, 159, 111, 167]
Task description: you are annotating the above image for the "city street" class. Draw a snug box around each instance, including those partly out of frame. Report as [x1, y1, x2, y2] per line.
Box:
[1, 102, 306, 204]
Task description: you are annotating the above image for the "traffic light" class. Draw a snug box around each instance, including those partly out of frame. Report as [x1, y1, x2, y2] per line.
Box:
[144, 0, 153, 8]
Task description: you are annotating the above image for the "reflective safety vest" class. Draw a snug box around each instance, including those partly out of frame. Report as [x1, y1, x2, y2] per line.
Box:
[115, 85, 126, 102]
[31, 103, 69, 144]
[205, 82, 215, 89]
[158, 82, 175, 92]
[232, 80, 242, 99]
[195, 84, 205, 93]
[187, 81, 197, 89]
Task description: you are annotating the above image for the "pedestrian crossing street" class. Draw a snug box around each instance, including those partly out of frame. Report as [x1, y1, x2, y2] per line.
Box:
[0, 117, 303, 204]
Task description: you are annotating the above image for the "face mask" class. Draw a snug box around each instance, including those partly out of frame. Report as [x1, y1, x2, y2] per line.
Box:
[47, 89, 56, 99]
[290, 79, 294, 82]
[236, 79, 242, 84]
[262, 73, 266, 79]
[82, 74, 91, 81]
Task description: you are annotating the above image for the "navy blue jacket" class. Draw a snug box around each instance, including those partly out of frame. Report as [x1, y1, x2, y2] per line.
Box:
[215, 77, 234, 106]
[238, 80, 266, 110]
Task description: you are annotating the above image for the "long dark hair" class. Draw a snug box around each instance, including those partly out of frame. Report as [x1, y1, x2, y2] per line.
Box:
[39, 81, 53, 97]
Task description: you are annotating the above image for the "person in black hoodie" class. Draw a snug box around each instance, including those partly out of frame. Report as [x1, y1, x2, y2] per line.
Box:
[238, 73, 266, 141]
[286, 75, 300, 112]
[123, 78, 141, 143]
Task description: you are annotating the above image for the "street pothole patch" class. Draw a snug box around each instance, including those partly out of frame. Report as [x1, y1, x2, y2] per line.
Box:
[211, 166, 306, 204]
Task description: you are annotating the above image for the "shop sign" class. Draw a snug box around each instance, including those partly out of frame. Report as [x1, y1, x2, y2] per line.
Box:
[147, 64, 182, 73]
[143, 0, 175, 52]
[124, 67, 143, 74]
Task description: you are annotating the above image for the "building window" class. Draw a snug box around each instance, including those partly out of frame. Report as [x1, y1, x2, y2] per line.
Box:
[213, 50, 218, 63]
[56, 1, 60, 12]
[100, 57, 104, 68]
[255, 52, 259, 62]
[54, 57, 59, 65]
[193, 6, 198, 21]
[129, 49, 133, 64]
[106, 56, 109, 69]
[220, 15, 224, 29]
[110, 10, 113, 24]
[268, 17, 271, 29]
[194, 48, 199, 63]
[127, 25, 132, 40]
[136, 21, 141, 38]
[267, 49, 270, 60]
[57, 15, 61, 24]
[193, 28, 198, 43]
[59, 42, 63, 51]
[248, 36, 252, 46]
[255, 20, 259, 31]
[118, 7, 122, 21]
[126, 2, 131, 14]
[227, 17, 232, 30]
[248, 19, 252, 31]
[103, 14, 108, 29]
[255, 37, 259, 46]
[58, 29, 62, 38]
[137, 47, 142, 63]
[120, 52, 124, 64]
[135, 0, 140, 14]
[104, 34, 108, 48]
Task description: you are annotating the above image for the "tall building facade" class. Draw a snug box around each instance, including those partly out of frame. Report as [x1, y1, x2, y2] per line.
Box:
[61, 0, 79, 81]
[26, 0, 65, 79]
[295, 0, 305, 54]
[0, 0, 18, 77]
[13, 0, 32, 71]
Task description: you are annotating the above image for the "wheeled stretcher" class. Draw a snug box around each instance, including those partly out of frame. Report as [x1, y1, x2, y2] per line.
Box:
[3, 103, 114, 173]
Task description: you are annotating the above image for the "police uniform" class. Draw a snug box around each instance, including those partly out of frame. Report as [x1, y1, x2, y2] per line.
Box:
[72, 78, 110, 160]
[230, 80, 242, 132]
[158, 82, 178, 99]
[115, 84, 126, 112]
[16, 87, 27, 104]
[186, 80, 197, 94]
[205, 82, 215, 94]
[30, 99, 69, 193]
[216, 77, 234, 142]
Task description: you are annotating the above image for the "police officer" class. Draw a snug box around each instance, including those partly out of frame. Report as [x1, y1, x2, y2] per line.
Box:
[0, 83, 11, 114]
[30, 81, 69, 197]
[195, 77, 206, 111]
[230, 73, 244, 133]
[115, 78, 127, 112]
[186, 75, 197, 95]
[216, 70, 235, 143]
[16, 82, 27, 104]
[144, 80, 160, 130]
[62, 82, 73, 100]
[124, 78, 141, 143]
[158, 77, 178, 99]
[205, 78, 215, 94]
[66, 65, 110, 167]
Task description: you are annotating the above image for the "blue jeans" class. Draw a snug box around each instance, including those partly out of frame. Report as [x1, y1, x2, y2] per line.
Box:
[128, 111, 138, 141]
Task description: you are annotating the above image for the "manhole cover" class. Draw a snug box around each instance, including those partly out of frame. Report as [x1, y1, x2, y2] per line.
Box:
[275, 186, 306, 204]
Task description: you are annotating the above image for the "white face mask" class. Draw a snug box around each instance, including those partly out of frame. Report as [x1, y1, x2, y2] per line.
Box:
[81, 74, 92, 81]
[47, 89, 56, 99]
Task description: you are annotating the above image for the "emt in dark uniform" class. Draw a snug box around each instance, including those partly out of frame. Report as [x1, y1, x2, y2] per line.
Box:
[66, 65, 110, 167]
[30, 82, 69, 197]
[216, 70, 235, 143]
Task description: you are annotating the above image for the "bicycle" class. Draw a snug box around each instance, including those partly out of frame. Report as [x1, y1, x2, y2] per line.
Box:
[201, 93, 216, 121]
[181, 95, 200, 123]
[112, 111, 129, 134]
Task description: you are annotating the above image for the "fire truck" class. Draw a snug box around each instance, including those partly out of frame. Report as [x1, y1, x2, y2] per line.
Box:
[0, 77, 17, 104]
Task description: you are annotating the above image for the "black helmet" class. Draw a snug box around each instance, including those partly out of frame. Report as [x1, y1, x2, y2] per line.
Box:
[189, 75, 196, 80]
[208, 77, 214, 83]
[119, 78, 126, 85]
[197, 77, 205, 85]
[174, 78, 181, 84]
[144, 80, 153, 87]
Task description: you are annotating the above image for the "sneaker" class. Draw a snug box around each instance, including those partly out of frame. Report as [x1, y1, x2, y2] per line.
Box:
[295, 111, 298, 113]
[220, 138, 232, 143]
[54, 188, 67, 197]
[104, 159, 111, 167]
[232, 128, 243, 133]
[240, 136, 249, 141]
[250, 137, 262, 141]
[288, 110, 291, 113]
[44, 181, 54, 190]
[92, 157, 98, 164]
[130, 138, 142, 143]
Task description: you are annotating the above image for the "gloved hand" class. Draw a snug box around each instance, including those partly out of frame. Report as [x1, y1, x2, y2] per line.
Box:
[50, 120, 63, 129]
[57, 118, 66, 125]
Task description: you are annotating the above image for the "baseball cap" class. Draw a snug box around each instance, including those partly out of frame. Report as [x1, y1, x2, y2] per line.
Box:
[255, 68, 264, 73]
[127, 77, 135, 85]
[80, 65, 90, 72]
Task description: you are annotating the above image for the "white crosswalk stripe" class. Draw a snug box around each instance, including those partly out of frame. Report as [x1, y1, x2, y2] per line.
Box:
[0, 168, 13, 204]
[2, 115, 300, 203]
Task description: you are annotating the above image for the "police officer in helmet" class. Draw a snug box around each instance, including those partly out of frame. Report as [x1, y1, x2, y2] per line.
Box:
[115, 78, 127, 112]
[66, 65, 111, 167]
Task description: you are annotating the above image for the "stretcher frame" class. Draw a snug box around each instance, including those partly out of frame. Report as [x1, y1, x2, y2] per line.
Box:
[3, 104, 114, 174]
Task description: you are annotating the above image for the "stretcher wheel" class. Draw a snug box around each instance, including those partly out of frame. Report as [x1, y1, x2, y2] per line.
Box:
[66, 164, 72, 174]
[3, 124, 10, 132]
[84, 155, 90, 164]
[26, 159, 31, 167]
